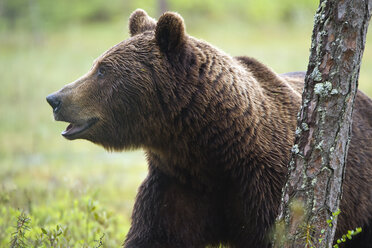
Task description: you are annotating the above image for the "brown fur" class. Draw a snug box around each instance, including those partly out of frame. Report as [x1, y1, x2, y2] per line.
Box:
[47, 10, 372, 248]
[129, 9, 156, 36]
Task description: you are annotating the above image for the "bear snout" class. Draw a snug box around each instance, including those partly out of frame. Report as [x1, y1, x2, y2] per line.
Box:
[46, 93, 62, 114]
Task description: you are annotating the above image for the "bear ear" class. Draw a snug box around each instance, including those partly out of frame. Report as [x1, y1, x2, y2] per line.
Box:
[129, 9, 156, 37]
[155, 12, 186, 54]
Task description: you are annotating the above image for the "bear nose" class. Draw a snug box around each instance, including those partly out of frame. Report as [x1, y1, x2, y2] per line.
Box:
[46, 93, 62, 113]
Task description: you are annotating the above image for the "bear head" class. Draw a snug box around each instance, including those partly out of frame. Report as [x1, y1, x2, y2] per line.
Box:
[46, 9, 205, 151]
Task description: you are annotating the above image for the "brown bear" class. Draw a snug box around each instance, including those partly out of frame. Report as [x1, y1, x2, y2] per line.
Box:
[46, 9, 372, 248]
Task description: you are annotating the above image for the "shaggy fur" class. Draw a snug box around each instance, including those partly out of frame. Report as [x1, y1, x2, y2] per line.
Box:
[47, 9, 372, 248]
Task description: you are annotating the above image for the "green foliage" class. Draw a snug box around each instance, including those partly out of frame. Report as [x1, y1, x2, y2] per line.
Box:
[0, 0, 318, 31]
[0, 0, 127, 30]
[326, 208, 341, 227]
[0, 189, 129, 247]
[10, 212, 31, 248]
[317, 209, 363, 248]
[95, 233, 105, 248]
[333, 227, 362, 248]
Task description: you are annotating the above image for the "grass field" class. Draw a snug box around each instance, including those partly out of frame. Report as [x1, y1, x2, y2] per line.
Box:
[1, 15, 371, 247]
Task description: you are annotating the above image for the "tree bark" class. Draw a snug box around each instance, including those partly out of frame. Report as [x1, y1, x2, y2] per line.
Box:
[275, 0, 371, 247]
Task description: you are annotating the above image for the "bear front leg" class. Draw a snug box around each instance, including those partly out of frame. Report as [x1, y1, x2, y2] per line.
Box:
[123, 165, 225, 248]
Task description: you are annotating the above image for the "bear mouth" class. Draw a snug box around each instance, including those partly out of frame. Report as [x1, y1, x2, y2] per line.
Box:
[61, 118, 98, 140]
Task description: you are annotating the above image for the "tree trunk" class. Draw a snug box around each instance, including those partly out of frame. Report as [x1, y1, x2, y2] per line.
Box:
[158, 0, 168, 17]
[274, 0, 371, 247]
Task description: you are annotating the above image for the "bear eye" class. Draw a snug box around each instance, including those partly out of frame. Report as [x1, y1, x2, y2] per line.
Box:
[97, 66, 106, 78]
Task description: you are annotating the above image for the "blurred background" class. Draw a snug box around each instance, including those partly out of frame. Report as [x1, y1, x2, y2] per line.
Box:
[0, 0, 371, 247]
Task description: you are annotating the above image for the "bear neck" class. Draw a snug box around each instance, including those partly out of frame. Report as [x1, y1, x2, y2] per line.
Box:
[146, 42, 301, 193]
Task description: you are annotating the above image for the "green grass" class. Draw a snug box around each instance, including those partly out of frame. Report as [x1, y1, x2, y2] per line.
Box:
[0, 16, 371, 247]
